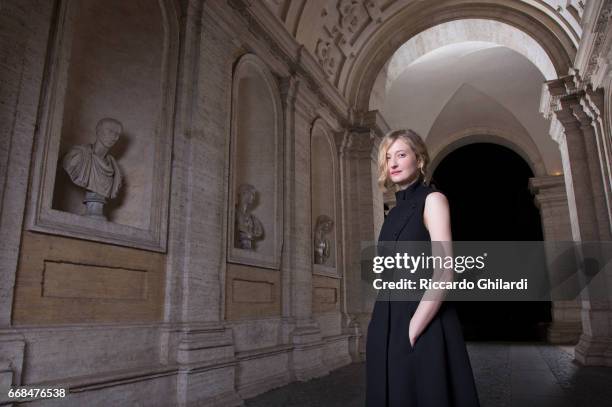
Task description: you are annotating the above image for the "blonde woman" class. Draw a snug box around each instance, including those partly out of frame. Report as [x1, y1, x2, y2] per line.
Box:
[365, 129, 480, 406]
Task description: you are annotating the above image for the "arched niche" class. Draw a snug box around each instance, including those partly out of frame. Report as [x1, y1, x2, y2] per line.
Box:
[311, 119, 340, 274]
[28, 0, 178, 252]
[227, 54, 283, 270]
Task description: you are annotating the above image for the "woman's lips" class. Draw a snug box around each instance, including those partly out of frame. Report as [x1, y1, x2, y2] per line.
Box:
[390, 170, 401, 175]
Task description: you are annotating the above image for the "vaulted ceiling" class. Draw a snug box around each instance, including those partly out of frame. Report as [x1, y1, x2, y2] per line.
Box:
[263, 0, 582, 109]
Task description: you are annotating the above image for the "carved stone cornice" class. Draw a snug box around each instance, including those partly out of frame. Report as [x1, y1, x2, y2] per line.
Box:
[541, 76, 576, 119]
[528, 175, 568, 209]
[542, 75, 606, 138]
[584, 86, 605, 119]
[570, 98, 593, 130]
[338, 130, 376, 157]
[540, 82, 561, 120]
[353, 110, 389, 138]
[549, 115, 567, 145]
[557, 92, 584, 131]
[541, 75, 600, 146]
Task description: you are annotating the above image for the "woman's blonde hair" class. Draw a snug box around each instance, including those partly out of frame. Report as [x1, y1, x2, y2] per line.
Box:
[377, 129, 430, 192]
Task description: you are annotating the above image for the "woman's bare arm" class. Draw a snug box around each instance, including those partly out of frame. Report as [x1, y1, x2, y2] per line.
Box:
[409, 191, 454, 346]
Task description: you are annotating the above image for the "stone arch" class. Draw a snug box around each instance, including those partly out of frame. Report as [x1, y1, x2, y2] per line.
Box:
[370, 19, 558, 110]
[347, 0, 576, 110]
[429, 127, 547, 178]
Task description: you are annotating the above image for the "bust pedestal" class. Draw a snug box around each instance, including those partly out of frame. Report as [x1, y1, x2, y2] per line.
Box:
[83, 191, 107, 220]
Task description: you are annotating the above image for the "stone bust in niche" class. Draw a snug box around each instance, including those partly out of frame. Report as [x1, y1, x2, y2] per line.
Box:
[314, 214, 334, 265]
[62, 118, 123, 220]
[235, 183, 264, 250]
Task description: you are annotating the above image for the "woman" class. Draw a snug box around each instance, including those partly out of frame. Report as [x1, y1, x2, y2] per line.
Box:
[365, 129, 480, 406]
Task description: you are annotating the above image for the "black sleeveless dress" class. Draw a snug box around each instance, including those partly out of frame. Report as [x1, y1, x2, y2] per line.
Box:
[365, 180, 480, 407]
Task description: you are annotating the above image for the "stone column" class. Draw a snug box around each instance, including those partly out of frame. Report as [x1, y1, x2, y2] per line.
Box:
[542, 77, 612, 365]
[160, 2, 243, 405]
[581, 87, 612, 236]
[338, 111, 389, 360]
[279, 75, 329, 380]
[529, 175, 582, 344]
[570, 94, 612, 241]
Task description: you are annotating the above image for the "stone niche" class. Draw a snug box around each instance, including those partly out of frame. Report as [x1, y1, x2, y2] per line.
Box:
[27, 0, 178, 252]
[311, 119, 339, 274]
[227, 54, 283, 270]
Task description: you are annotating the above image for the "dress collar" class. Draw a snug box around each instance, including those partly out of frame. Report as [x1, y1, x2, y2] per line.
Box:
[394, 179, 422, 201]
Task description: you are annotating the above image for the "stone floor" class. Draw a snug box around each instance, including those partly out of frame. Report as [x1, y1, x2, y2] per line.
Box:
[244, 342, 612, 407]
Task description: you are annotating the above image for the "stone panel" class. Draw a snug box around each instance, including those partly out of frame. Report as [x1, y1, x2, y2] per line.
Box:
[312, 274, 340, 313]
[12, 231, 164, 324]
[225, 263, 281, 320]
[42, 260, 147, 300]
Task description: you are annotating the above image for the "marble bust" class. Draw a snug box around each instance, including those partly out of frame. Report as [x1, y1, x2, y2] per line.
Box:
[314, 214, 334, 264]
[62, 118, 123, 219]
[235, 183, 264, 250]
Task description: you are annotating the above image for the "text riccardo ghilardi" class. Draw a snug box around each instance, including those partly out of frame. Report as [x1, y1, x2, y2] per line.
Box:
[372, 252, 528, 290]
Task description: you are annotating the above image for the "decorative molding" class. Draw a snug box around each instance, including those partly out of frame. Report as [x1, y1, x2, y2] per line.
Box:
[353, 109, 389, 137]
[528, 175, 568, 208]
[540, 82, 561, 119]
[315, 38, 344, 82]
[314, 0, 383, 85]
[582, 0, 612, 83]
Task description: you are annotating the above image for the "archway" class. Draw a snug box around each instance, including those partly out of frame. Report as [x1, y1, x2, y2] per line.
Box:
[432, 142, 550, 340]
[349, 0, 577, 110]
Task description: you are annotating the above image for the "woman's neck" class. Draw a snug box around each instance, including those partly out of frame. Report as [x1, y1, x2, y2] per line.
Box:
[397, 176, 419, 190]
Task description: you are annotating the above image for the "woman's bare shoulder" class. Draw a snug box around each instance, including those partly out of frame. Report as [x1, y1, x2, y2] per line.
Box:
[425, 191, 448, 206]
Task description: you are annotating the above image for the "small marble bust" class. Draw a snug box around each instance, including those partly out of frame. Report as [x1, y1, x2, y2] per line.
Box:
[314, 214, 334, 264]
[235, 184, 264, 250]
[62, 118, 123, 219]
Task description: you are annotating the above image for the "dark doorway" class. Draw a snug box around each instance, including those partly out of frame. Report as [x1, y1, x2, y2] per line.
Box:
[431, 142, 551, 341]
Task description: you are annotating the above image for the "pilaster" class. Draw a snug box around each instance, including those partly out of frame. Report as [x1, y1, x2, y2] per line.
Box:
[529, 175, 581, 344]
[161, 2, 243, 404]
[541, 77, 612, 365]
[337, 111, 388, 361]
[281, 75, 330, 380]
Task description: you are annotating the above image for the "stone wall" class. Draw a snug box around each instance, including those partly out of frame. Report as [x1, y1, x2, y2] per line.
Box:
[0, 0, 356, 405]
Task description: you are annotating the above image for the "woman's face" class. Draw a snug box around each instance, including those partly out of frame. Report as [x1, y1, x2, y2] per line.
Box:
[386, 138, 419, 187]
